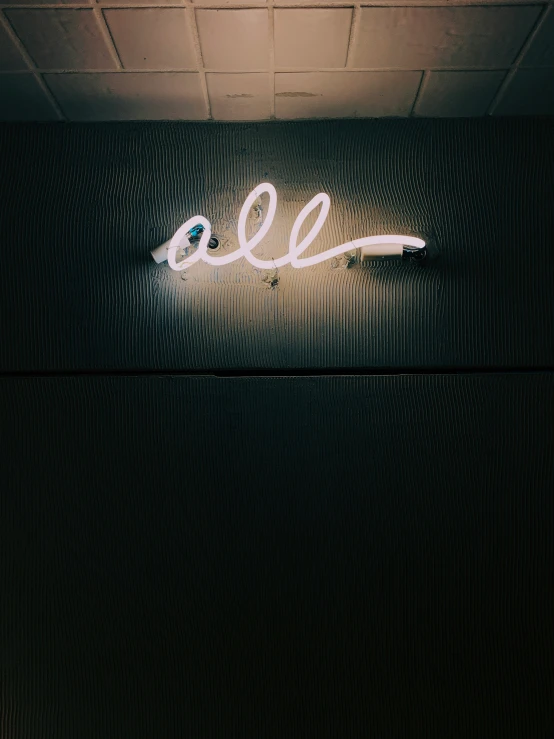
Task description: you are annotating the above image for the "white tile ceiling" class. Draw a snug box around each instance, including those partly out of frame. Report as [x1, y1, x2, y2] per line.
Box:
[0, 0, 553, 121]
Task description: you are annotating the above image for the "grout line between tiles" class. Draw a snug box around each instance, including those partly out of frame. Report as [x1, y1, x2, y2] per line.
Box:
[0, 68, 202, 74]
[487, 3, 552, 115]
[4, 65, 549, 74]
[2, 0, 554, 6]
[39, 74, 70, 118]
[0, 10, 33, 71]
[268, 0, 275, 117]
[345, 4, 360, 68]
[487, 68, 515, 114]
[409, 69, 429, 116]
[0, 9, 66, 119]
[188, 5, 212, 119]
[94, 7, 123, 69]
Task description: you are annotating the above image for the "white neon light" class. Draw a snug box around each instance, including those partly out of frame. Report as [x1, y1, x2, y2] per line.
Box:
[156, 183, 425, 272]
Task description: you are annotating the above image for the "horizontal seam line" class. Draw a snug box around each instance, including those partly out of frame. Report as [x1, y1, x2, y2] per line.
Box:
[1, 368, 554, 378]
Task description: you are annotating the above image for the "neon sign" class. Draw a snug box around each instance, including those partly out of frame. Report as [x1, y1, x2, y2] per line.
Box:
[152, 183, 426, 271]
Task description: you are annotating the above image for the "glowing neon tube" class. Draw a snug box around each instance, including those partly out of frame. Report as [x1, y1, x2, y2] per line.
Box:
[152, 183, 426, 271]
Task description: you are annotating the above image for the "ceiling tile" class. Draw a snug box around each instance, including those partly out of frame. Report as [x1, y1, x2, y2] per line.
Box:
[196, 10, 269, 70]
[0, 73, 59, 120]
[0, 22, 29, 71]
[351, 6, 542, 70]
[415, 71, 506, 117]
[274, 9, 352, 69]
[44, 72, 208, 120]
[104, 10, 197, 70]
[206, 72, 269, 120]
[520, 11, 554, 67]
[5, 10, 117, 70]
[5, 0, 87, 4]
[194, 0, 267, 4]
[101, 0, 182, 4]
[275, 71, 421, 119]
[493, 68, 554, 115]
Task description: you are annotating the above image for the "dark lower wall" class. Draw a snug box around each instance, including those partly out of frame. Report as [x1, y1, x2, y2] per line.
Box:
[0, 118, 553, 371]
[2, 374, 553, 738]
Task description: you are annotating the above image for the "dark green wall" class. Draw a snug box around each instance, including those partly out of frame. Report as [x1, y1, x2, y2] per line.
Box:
[1, 119, 553, 738]
[1, 118, 553, 371]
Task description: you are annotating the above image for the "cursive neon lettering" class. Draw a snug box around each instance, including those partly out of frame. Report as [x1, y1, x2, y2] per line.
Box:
[154, 183, 426, 271]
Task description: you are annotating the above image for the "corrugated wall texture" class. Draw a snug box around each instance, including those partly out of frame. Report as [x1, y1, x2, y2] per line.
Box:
[1, 120, 553, 738]
[1, 374, 554, 738]
[0, 118, 553, 371]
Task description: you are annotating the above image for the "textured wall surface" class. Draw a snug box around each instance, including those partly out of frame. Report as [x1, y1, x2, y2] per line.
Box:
[1, 117, 553, 371]
[1, 374, 554, 737]
[1, 119, 553, 738]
